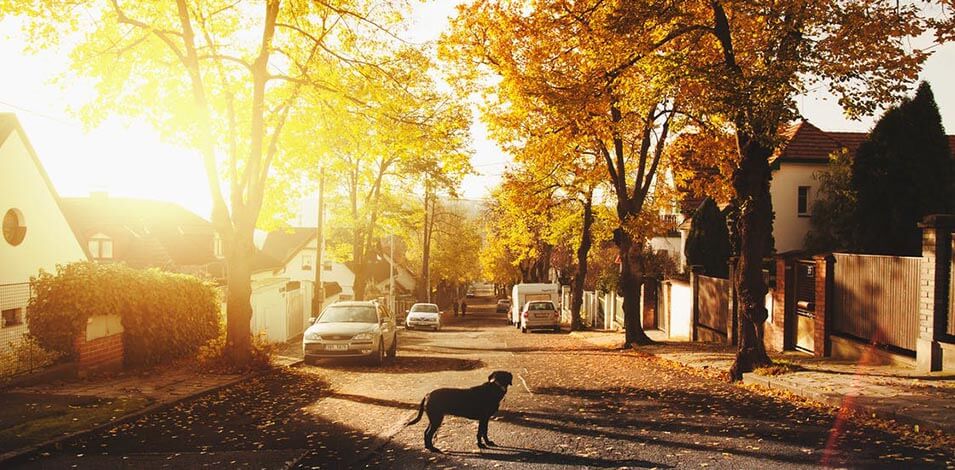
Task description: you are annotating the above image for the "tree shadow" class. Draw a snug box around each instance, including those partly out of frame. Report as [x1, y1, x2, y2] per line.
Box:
[302, 355, 484, 374]
[443, 446, 669, 468]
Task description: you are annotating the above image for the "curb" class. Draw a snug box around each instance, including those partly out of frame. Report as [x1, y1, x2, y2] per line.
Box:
[0, 366, 280, 466]
[742, 372, 955, 434]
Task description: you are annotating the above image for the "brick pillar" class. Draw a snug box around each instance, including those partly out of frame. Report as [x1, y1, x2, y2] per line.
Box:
[769, 254, 791, 351]
[813, 254, 834, 357]
[690, 265, 703, 342]
[916, 214, 954, 372]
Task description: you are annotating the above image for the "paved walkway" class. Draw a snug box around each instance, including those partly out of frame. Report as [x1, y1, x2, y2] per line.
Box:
[572, 330, 955, 435]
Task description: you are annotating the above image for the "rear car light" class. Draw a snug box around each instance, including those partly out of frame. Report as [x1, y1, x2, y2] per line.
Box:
[522, 312, 527, 318]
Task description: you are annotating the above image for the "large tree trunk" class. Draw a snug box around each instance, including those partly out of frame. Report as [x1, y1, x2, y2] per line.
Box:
[728, 132, 774, 380]
[570, 196, 593, 331]
[225, 221, 255, 365]
[616, 228, 653, 345]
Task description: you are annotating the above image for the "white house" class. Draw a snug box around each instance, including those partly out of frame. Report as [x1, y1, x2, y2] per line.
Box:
[0, 114, 87, 351]
[252, 227, 355, 301]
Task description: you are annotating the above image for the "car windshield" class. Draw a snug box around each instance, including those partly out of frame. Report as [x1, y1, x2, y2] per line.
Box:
[411, 304, 439, 313]
[318, 306, 378, 323]
[527, 302, 555, 311]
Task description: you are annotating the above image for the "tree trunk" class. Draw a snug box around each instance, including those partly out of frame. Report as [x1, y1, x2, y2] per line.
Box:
[616, 228, 653, 345]
[571, 195, 593, 331]
[728, 132, 774, 380]
[225, 221, 255, 365]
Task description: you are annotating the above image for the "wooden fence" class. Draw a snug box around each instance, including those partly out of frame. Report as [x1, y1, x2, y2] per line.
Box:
[831, 253, 920, 352]
[696, 275, 730, 339]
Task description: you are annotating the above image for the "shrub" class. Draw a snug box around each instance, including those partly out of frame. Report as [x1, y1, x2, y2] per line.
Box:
[684, 198, 731, 277]
[0, 336, 62, 380]
[28, 262, 221, 367]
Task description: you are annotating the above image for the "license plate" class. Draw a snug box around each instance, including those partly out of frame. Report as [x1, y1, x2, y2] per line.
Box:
[535, 313, 551, 318]
[326, 344, 349, 351]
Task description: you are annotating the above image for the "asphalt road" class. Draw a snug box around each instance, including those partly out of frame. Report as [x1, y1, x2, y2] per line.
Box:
[12, 298, 954, 469]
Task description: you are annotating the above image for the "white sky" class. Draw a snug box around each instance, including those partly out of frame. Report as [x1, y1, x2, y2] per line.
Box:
[1, 2, 954, 222]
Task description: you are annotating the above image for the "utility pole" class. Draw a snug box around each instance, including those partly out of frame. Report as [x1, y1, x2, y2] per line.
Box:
[389, 234, 395, 314]
[312, 167, 325, 318]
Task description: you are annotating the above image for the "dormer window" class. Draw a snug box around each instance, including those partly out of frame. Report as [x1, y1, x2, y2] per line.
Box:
[88, 233, 113, 260]
[302, 254, 314, 271]
[213, 233, 224, 258]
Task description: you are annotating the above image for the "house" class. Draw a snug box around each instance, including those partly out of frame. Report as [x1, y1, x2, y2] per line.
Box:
[251, 227, 354, 302]
[0, 114, 88, 352]
[59, 193, 225, 279]
[771, 120, 955, 252]
[660, 119, 955, 264]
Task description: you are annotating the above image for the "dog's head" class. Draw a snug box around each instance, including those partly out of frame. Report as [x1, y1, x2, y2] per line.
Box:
[488, 370, 513, 390]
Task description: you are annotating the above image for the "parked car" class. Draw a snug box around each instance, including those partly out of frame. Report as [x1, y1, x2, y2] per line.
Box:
[520, 300, 561, 333]
[495, 298, 511, 313]
[303, 301, 397, 366]
[405, 303, 442, 331]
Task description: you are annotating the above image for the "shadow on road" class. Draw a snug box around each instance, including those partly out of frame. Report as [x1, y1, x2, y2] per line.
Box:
[444, 446, 670, 468]
[303, 355, 484, 374]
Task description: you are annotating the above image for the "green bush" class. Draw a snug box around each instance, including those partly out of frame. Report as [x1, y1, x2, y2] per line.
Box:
[28, 262, 221, 367]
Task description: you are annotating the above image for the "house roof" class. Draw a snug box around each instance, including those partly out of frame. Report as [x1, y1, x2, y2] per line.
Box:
[0, 114, 89, 260]
[253, 227, 316, 272]
[774, 120, 955, 164]
[60, 195, 215, 267]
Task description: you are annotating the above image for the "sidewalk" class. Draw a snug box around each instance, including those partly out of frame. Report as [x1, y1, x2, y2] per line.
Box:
[571, 330, 955, 435]
[0, 364, 248, 463]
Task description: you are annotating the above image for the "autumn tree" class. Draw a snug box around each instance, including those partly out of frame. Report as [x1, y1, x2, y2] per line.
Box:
[804, 149, 856, 254]
[8, 0, 435, 364]
[445, 1, 699, 345]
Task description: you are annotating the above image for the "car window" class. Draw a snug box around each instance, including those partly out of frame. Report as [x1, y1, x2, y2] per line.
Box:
[411, 304, 439, 313]
[318, 306, 377, 323]
[527, 302, 555, 311]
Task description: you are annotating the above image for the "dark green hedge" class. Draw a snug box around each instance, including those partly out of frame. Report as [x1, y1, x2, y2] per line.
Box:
[28, 262, 221, 367]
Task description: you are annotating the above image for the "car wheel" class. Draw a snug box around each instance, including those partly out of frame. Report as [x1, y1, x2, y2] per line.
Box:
[554, 325, 561, 333]
[387, 334, 397, 359]
[304, 356, 316, 366]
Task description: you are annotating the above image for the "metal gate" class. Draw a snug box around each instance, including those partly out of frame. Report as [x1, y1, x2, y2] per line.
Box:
[793, 260, 816, 352]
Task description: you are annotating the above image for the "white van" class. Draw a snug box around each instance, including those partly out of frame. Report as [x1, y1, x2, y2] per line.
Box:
[511, 283, 560, 326]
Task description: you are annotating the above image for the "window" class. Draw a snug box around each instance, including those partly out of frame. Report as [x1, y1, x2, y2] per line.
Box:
[3, 208, 26, 246]
[797, 186, 811, 216]
[2, 308, 23, 328]
[302, 254, 314, 271]
[88, 233, 113, 260]
[323, 261, 333, 271]
[213, 233, 224, 258]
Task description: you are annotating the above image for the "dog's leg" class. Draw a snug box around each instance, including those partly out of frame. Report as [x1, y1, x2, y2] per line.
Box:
[424, 414, 444, 452]
[478, 418, 497, 447]
[476, 418, 489, 449]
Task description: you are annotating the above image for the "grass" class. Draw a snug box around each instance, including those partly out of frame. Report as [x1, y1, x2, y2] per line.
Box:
[754, 360, 806, 376]
[0, 393, 152, 452]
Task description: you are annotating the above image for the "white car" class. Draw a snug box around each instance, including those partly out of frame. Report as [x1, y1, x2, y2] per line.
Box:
[303, 301, 398, 366]
[405, 303, 442, 331]
[520, 300, 561, 333]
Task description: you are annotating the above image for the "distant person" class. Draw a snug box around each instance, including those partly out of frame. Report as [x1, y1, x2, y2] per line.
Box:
[453, 300, 459, 317]
[461, 300, 468, 316]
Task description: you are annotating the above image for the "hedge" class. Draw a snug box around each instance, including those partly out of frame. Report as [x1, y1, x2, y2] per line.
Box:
[28, 262, 221, 367]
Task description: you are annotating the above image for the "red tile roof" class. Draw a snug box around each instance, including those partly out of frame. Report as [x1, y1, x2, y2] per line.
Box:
[774, 120, 955, 164]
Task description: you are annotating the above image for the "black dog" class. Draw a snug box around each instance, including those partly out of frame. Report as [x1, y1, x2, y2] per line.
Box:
[406, 370, 513, 452]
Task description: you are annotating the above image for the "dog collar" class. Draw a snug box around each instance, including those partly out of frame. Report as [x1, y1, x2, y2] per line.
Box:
[491, 380, 507, 392]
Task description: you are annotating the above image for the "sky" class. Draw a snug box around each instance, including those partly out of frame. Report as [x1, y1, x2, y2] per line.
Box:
[1, 3, 954, 223]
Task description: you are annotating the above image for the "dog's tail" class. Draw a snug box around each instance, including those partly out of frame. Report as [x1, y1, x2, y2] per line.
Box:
[406, 396, 426, 426]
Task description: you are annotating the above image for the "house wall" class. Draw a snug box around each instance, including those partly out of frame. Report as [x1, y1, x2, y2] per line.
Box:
[270, 240, 355, 298]
[770, 162, 823, 253]
[0, 131, 86, 285]
[649, 235, 683, 268]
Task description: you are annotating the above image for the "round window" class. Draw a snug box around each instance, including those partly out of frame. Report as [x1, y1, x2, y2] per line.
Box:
[3, 209, 26, 246]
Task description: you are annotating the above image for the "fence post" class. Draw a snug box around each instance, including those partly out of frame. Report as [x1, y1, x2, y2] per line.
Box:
[690, 265, 703, 342]
[771, 252, 798, 351]
[812, 254, 834, 357]
[916, 214, 954, 372]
